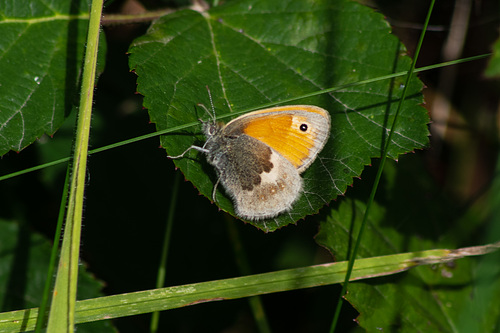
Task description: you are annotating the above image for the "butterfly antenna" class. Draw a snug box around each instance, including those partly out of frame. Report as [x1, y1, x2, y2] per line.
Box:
[206, 85, 216, 123]
[196, 86, 217, 124]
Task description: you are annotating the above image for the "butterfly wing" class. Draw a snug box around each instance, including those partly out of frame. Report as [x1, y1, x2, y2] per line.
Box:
[212, 134, 302, 220]
[226, 106, 331, 173]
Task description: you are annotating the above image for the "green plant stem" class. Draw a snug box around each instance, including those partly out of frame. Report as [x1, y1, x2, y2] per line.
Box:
[46, 0, 104, 331]
[329, 0, 436, 332]
[150, 172, 181, 333]
[34, 167, 71, 332]
[225, 218, 271, 333]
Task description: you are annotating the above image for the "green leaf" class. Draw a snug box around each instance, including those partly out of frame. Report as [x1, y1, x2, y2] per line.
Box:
[0, 220, 115, 332]
[128, 0, 429, 231]
[0, 0, 105, 156]
[485, 36, 500, 77]
[316, 156, 500, 332]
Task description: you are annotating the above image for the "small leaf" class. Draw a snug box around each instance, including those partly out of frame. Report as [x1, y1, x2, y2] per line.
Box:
[129, 0, 429, 231]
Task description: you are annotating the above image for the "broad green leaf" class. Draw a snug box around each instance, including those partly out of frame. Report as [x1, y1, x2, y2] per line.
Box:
[316, 156, 500, 332]
[0, 220, 115, 332]
[0, 0, 104, 156]
[128, 0, 429, 231]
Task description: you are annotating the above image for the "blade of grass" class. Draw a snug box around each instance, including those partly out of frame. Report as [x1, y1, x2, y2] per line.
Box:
[0, 55, 489, 183]
[46, 0, 104, 331]
[329, 1, 436, 332]
[1, 242, 498, 332]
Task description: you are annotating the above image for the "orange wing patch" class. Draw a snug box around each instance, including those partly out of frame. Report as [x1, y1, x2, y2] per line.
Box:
[242, 114, 316, 169]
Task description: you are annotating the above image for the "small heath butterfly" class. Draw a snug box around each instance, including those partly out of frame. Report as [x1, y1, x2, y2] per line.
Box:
[168, 103, 331, 221]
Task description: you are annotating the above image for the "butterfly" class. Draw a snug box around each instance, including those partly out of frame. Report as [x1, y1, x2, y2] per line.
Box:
[168, 104, 331, 220]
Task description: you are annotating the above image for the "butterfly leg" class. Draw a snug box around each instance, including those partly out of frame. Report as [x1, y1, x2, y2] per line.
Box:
[166, 145, 209, 159]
